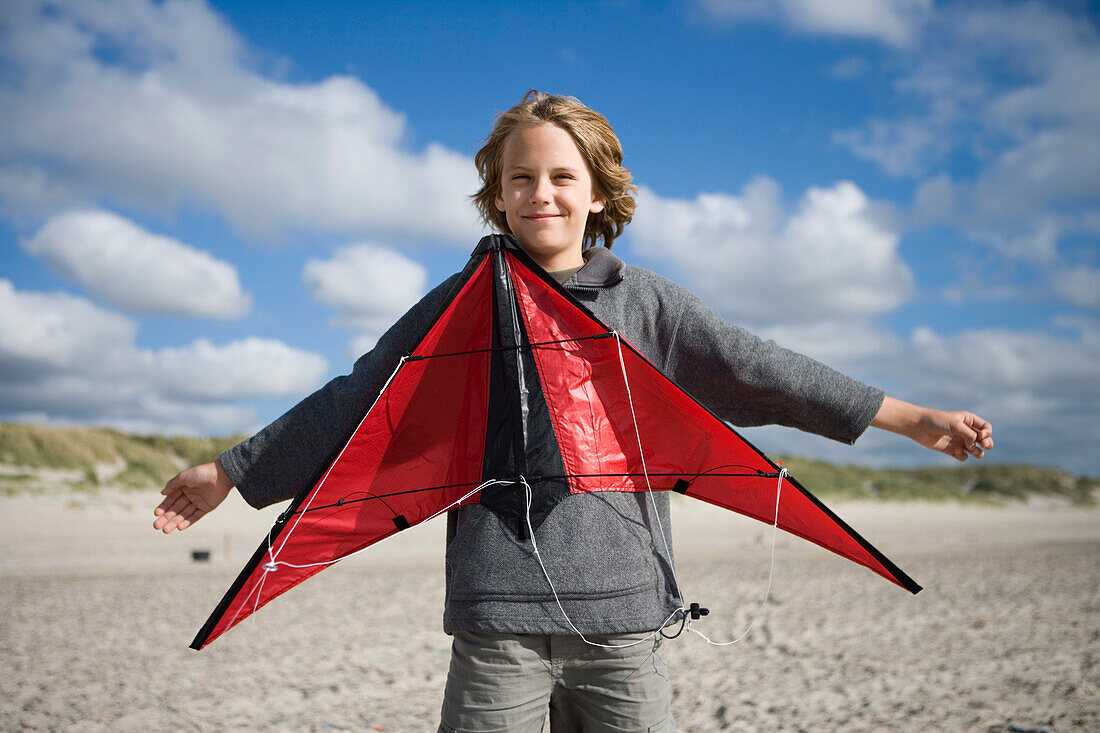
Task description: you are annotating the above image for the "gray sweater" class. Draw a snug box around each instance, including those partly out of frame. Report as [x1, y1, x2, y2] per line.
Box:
[220, 246, 884, 635]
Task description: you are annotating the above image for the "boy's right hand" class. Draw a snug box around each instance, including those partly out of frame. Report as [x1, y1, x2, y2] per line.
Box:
[153, 459, 234, 534]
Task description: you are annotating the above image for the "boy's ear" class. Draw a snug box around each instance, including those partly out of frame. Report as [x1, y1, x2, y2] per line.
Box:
[590, 197, 605, 214]
[495, 193, 505, 213]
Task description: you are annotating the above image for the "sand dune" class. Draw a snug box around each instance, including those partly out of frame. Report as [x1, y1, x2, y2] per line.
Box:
[1, 490, 1097, 731]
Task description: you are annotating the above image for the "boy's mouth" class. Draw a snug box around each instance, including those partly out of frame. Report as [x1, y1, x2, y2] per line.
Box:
[524, 214, 560, 222]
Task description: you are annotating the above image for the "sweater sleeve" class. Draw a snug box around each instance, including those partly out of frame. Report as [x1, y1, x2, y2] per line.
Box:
[219, 274, 459, 509]
[664, 291, 884, 445]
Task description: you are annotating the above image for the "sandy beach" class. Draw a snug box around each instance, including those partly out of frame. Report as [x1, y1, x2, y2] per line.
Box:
[1, 489, 1097, 731]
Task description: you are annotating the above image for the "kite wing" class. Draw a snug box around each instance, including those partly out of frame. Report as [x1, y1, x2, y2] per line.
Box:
[190, 235, 918, 650]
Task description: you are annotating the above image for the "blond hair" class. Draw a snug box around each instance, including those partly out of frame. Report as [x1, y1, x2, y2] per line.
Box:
[472, 90, 636, 249]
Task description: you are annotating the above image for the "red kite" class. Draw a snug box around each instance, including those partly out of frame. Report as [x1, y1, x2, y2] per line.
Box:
[191, 235, 919, 650]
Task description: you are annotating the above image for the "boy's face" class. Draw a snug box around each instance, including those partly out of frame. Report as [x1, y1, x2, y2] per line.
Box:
[495, 123, 605, 271]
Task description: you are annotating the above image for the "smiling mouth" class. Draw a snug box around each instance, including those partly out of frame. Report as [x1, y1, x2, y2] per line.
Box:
[524, 214, 560, 222]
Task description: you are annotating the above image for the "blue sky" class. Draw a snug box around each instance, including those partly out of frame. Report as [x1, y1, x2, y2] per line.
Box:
[1, 0, 1098, 473]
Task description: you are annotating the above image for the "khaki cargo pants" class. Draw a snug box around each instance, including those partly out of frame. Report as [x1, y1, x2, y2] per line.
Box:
[438, 629, 675, 732]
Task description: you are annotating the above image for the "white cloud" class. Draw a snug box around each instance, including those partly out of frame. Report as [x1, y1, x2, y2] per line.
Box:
[0, 279, 136, 377]
[0, 378, 260, 437]
[825, 55, 871, 80]
[0, 279, 327, 434]
[0, 0, 483, 243]
[889, 324, 1100, 473]
[751, 319, 902, 376]
[153, 337, 330, 401]
[900, 326, 1097, 405]
[967, 127, 1100, 225]
[741, 320, 1100, 473]
[836, 3, 1100, 279]
[816, 0, 1100, 336]
[302, 244, 428, 356]
[697, 0, 933, 47]
[0, 165, 84, 222]
[1053, 266, 1100, 309]
[23, 209, 250, 318]
[629, 178, 914, 327]
[832, 117, 952, 178]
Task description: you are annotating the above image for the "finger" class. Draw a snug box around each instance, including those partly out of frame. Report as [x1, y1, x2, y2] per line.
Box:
[963, 413, 994, 443]
[977, 422, 994, 450]
[154, 489, 181, 516]
[154, 512, 178, 532]
[954, 414, 979, 446]
[154, 495, 194, 533]
[959, 421, 985, 458]
[964, 412, 992, 433]
[162, 493, 192, 518]
[175, 504, 204, 532]
[158, 510, 187, 534]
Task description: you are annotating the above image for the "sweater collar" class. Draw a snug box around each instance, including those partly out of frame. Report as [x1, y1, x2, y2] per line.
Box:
[472, 234, 625, 289]
[563, 246, 625, 289]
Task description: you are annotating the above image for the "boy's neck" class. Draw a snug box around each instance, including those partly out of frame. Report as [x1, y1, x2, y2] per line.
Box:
[528, 250, 585, 271]
[516, 237, 585, 272]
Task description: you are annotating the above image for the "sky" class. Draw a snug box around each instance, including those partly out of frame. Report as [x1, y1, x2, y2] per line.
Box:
[1, 0, 1098, 473]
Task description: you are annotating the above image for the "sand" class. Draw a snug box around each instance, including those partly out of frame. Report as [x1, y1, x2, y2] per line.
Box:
[1, 489, 1097, 731]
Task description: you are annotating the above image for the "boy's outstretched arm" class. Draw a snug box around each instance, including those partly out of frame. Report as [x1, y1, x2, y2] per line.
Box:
[871, 396, 994, 461]
[153, 459, 235, 533]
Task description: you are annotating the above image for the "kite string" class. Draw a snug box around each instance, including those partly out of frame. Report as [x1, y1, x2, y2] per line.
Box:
[521, 469, 787, 650]
[231, 478, 502, 635]
[521, 476, 683, 650]
[610, 330, 788, 647]
[686, 467, 787, 646]
[260, 478, 510, 572]
[611, 331, 685, 609]
[241, 325, 788, 647]
[227, 473, 499, 633]
[517, 330, 714, 650]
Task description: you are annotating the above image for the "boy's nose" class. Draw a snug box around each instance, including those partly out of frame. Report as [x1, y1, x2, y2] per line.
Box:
[530, 175, 553, 203]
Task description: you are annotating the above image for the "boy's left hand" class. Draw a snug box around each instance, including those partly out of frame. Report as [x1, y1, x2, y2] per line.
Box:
[909, 408, 994, 461]
[873, 397, 994, 461]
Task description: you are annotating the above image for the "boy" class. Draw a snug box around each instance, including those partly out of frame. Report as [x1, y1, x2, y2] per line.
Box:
[156, 91, 992, 731]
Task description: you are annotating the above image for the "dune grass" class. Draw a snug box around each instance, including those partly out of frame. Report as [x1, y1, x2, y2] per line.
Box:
[773, 455, 1097, 507]
[0, 423, 243, 493]
[0, 423, 1094, 505]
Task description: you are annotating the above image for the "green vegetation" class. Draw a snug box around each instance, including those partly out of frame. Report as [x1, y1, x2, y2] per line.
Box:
[0, 423, 1094, 505]
[774, 455, 1097, 507]
[0, 423, 243, 493]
